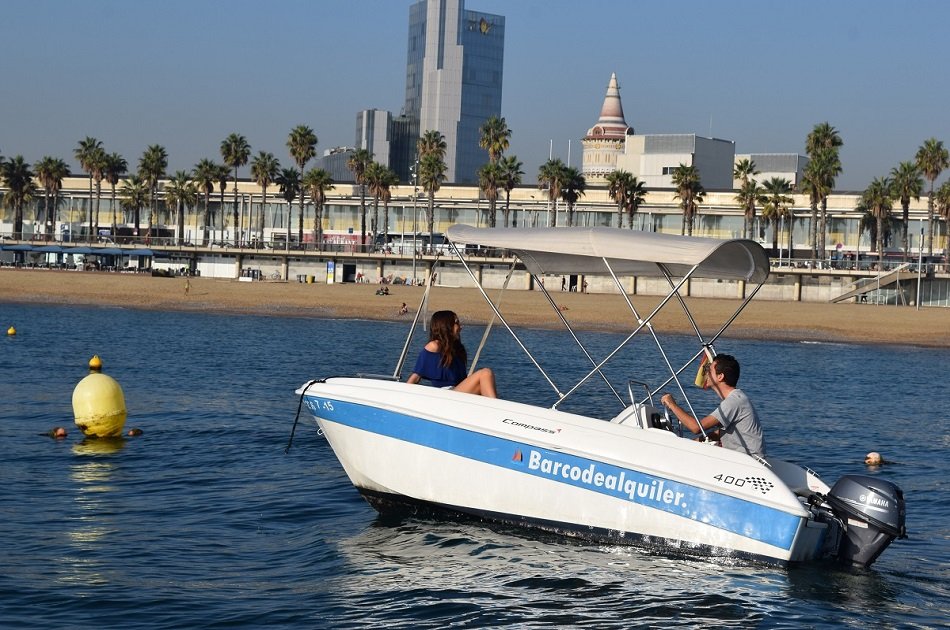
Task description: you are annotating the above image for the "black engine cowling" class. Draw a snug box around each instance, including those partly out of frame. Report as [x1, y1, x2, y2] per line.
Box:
[825, 474, 906, 567]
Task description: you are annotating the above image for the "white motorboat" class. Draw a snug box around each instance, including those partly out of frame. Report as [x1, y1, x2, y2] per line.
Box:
[295, 227, 905, 567]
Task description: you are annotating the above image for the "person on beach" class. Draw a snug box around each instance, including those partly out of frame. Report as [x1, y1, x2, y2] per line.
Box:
[660, 354, 766, 458]
[407, 310, 497, 398]
[399, 302, 409, 315]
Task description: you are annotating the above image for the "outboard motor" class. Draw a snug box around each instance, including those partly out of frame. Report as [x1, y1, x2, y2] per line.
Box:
[825, 475, 906, 568]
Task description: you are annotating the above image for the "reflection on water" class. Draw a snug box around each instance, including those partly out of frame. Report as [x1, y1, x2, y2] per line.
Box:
[72, 437, 126, 457]
[328, 517, 791, 627]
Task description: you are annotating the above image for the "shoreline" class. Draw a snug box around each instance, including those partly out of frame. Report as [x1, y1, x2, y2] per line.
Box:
[2, 270, 947, 348]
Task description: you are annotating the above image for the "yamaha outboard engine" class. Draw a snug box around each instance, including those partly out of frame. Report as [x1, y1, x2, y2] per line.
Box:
[825, 475, 906, 567]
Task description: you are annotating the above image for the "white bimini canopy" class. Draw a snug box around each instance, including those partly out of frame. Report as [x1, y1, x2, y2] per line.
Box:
[446, 226, 770, 283]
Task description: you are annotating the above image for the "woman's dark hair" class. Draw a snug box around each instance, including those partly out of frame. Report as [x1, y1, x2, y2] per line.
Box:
[429, 310, 466, 368]
[712, 354, 740, 387]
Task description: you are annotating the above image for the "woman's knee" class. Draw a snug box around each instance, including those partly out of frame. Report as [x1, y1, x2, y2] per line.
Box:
[477, 367, 494, 380]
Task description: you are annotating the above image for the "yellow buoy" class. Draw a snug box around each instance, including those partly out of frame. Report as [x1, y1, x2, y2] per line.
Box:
[7, 326, 15, 336]
[72, 356, 127, 438]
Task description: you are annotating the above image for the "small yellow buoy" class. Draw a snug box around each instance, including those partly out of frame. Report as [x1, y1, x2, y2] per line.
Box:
[7, 326, 15, 336]
[72, 355, 127, 438]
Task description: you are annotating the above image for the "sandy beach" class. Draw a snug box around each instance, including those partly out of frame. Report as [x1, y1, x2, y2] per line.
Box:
[1, 269, 947, 348]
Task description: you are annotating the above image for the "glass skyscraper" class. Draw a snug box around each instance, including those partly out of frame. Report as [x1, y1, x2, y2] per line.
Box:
[400, 0, 505, 185]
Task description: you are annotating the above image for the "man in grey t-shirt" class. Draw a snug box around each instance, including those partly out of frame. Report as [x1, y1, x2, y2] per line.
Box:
[660, 354, 767, 458]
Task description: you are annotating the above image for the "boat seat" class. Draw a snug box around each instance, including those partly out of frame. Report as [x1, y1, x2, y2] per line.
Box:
[611, 404, 665, 429]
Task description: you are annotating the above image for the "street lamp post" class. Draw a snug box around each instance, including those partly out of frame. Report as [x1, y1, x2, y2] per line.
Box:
[411, 160, 419, 284]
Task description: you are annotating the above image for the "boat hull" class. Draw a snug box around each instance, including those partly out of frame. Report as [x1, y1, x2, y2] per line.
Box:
[303, 377, 831, 565]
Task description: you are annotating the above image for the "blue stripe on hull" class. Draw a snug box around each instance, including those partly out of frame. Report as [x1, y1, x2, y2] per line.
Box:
[306, 395, 801, 550]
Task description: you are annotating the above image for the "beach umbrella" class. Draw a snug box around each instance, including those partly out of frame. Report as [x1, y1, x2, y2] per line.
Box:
[92, 248, 125, 256]
[65, 247, 95, 255]
[127, 248, 155, 257]
[0, 244, 34, 251]
[34, 245, 64, 253]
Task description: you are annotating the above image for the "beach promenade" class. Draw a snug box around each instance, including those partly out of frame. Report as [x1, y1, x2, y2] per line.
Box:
[1, 269, 947, 348]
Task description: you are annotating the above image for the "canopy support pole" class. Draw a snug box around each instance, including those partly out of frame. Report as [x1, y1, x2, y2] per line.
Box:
[449, 242, 564, 397]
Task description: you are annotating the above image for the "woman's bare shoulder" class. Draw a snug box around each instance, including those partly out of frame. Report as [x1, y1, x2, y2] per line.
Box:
[424, 340, 441, 352]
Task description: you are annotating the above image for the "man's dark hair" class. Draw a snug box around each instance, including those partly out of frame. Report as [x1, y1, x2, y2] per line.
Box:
[713, 354, 740, 387]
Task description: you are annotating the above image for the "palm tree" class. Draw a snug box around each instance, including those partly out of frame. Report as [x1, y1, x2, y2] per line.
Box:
[192, 159, 218, 246]
[104, 153, 127, 237]
[165, 170, 198, 245]
[671, 164, 704, 236]
[805, 123, 843, 257]
[88, 149, 108, 239]
[1, 156, 36, 240]
[379, 167, 398, 241]
[346, 148, 373, 249]
[34, 156, 69, 240]
[418, 152, 446, 247]
[479, 115, 510, 165]
[212, 163, 229, 244]
[889, 161, 923, 261]
[857, 202, 895, 262]
[800, 156, 823, 257]
[733, 159, 759, 238]
[606, 169, 634, 228]
[416, 131, 446, 243]
[220, 133, 250, 244]
[735, 178, 765, 240]
[538, 158, 566, 227]
[119, 175, 149, 240]
[74, 137, 102, 241]
[805, 121, 844, 156]
[624, 177, 648, 230]
[935, 181, 950, 244]
[499, 155, 523, 228]
[417, 129, 447, 162]
[478, 161, 502, 227]
[277, 167, 301, 248]
[560, 167, 586, 227]
[251, 151, 280, 242]
[915, 138, 949, 257]
[364, 161, 387, 238]
[733, 158, 758, 187]
[138, 144, 168, 242]
[862, 177, 895, 269]
[302, 168, 334, 249]
[761, 177, 794, 257]
[287, 125, 317, 246]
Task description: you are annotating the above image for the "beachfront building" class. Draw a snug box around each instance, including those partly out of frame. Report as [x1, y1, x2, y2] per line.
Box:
[315, 146, 357, 183]
[581, 73, 634, 185]
[3, 176, 947, 305]
[736, 153, 808, 188]
[615, 134, 736, 190]
[2, 174, 942, 259]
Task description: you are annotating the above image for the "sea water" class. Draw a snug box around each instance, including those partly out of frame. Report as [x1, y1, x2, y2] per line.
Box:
[0, 303, 947, 628]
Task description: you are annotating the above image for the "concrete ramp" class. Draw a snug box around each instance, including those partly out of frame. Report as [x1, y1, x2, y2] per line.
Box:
[831, 263, 913, 303]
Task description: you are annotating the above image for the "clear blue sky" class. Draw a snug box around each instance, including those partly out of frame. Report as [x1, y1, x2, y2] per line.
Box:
[3, 0, 948, 192]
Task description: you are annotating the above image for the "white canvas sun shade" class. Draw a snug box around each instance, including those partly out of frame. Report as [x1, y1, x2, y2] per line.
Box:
[446, 226, 770, 283]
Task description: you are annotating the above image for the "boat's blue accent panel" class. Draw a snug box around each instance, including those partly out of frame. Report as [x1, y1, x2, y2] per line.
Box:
[305, 395, 801, 550]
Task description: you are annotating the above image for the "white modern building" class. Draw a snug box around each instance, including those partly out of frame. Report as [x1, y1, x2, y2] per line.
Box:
[736, 153, 808, 188]
[617, 134, 736, 190]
